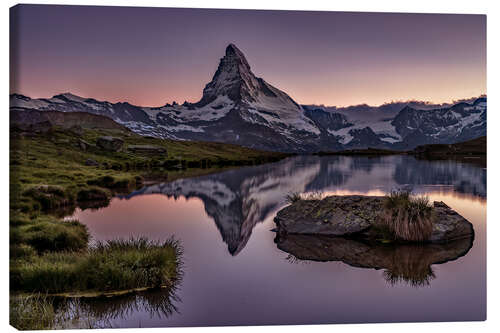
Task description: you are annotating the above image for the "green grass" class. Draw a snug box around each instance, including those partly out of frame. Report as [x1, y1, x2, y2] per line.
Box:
[10, 213, 89, 253]
[10, 238, 182, 294]
[9, 214, 182, 328]
[9, 124, 285, 327]
[10, 126, 288, 214]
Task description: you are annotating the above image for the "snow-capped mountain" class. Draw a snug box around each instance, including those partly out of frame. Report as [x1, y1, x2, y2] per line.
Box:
[142, 43, 323, 151]
[390, 97, 487, 149]
[10, 44, 486, 152]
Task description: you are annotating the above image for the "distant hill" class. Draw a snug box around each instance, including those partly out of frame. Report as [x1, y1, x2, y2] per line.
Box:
[10, 110, 129, 132]
[412, 136, 486, 156]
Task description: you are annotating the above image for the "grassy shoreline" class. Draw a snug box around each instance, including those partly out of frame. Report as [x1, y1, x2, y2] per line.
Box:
[313, 136, 486, 164]
[11, 125, 289, 213]
[10, 125, 290, 329]
[11, 238, 183, 294]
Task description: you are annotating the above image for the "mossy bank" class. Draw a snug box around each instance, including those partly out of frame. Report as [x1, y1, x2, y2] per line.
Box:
[10, 122, 289, 214]
[10, 118, 289, 329]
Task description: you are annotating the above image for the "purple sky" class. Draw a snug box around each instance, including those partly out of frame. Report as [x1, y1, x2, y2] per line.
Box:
[10, 5, 486, 107]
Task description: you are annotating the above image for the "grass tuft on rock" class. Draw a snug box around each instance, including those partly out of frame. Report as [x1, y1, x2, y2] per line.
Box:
[285, 191, 323, 204]
[285, 192, 302, 204]
[380, 190, 434, 242]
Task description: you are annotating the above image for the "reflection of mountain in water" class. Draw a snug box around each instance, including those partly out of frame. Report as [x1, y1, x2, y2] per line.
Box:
[394, 158, 486, 199]
[125, 156, 485, 255]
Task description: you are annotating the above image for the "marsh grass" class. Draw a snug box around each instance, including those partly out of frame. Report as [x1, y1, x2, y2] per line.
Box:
[10, 213, 89, 253]
[10, 237, 183, 294]
[23, 185, 74, 211]
[380, 190, 435, 242]
[11, 287, 181, 330]
[10, 294, 56, 330]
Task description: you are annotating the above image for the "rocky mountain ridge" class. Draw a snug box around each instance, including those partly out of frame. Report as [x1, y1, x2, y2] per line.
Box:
[10, 44, 486, 152]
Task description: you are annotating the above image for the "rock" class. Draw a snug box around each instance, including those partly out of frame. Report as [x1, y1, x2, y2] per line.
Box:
[274, 195, 474, 243]
[127, 144, 167, 154]
[275, 233, 473, 285]
[275, 196, 382, 236]
[85, 158, 99, 166]
[78, 139, 93, 151]
[429, 201, 475, 242]
[55, 139, 71, 144]
[96, 136, 124, 152]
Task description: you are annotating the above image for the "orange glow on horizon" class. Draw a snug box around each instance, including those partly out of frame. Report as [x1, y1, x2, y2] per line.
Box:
[11, 87, 487, 109]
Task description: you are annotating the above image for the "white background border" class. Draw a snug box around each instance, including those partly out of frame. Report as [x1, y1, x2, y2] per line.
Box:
[1, 1, 497, 332]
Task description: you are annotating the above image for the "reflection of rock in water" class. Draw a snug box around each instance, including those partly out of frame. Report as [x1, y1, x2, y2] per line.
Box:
[52, 288, 179, 329]
[275, 234, 473, 287]
[122, 155, 485, 255]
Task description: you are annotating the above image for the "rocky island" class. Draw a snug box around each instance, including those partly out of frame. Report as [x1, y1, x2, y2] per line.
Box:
[274, 194, 474, 243]
[274, 193, 475, 285]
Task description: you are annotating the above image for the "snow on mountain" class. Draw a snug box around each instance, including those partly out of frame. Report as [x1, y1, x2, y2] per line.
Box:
[10, 92, 153, 124]
[326, 118, 401, 145]
[144, 95, 234, 123]
[305, 97, 486, 150]
[9, 44, 486, 152]
[190, 43, 320, 135]
[390, 99, 486, 148]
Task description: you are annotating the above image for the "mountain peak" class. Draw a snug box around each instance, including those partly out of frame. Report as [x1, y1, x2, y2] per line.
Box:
[225, 43, 239, 54]
[192, 44, 308, 132]
[195, 44, 254, 106]
[222, 43, 251, 73]
[225, 43, 249, 63]
[53, 92, 86, 102]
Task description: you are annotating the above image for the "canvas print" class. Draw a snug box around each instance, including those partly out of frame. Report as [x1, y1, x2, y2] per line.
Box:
[9, 4, 486, 329]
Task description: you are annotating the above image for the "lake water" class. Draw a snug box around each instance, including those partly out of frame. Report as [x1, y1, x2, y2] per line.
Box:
[68, 155, 486, 327]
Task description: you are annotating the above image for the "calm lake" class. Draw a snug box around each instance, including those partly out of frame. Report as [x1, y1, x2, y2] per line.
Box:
[67, 155, 486, 327]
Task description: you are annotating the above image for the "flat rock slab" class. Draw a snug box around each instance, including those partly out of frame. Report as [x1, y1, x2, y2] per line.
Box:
[97, 136, 124, 152]
[274, 195, 474, 243]
[127, 145, 167, 154]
